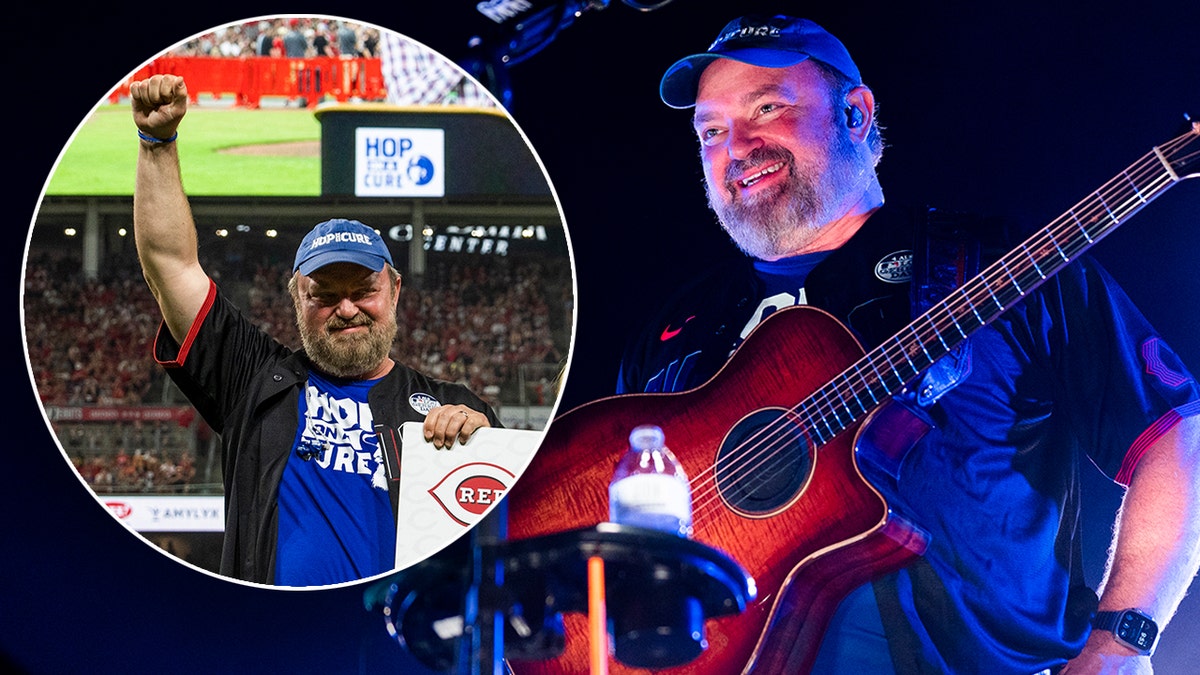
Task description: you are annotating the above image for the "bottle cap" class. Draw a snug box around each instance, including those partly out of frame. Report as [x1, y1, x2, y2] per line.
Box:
[629, 425, 665, 449]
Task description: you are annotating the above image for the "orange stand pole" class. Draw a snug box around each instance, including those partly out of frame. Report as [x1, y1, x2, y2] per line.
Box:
[587, 555, 609, 675]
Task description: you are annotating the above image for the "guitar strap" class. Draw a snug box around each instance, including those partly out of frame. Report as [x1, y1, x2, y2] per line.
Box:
[857, 207, 997, 478]
[904, 207, 1012, 409]
[909, 206, 1005, 321]
[872, 208, 1097, 671]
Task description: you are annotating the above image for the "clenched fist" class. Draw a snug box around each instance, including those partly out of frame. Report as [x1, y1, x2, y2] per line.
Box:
[130, 74, 189, 142]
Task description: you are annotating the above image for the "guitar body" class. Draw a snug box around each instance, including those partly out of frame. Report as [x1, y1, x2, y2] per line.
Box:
[505, 306, 927, 674]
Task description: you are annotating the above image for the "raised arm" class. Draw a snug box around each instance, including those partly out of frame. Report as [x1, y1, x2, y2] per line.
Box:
[131, 74, 210, 343]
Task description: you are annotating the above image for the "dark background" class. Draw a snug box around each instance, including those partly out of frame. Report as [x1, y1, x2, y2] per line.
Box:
[8, 2, 1199, 673]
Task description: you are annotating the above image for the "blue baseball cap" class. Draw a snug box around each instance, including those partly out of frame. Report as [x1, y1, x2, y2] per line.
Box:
[293, 218, 394, 275]
[659, 15, 862, 109]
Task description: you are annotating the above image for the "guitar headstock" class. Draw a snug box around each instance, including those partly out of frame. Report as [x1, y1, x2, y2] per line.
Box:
[1165, 113, 1200, 180]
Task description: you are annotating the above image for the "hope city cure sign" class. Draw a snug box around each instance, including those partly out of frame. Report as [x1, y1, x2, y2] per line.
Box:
[315, 105, 554, 198]
[355, 127, 446, 197]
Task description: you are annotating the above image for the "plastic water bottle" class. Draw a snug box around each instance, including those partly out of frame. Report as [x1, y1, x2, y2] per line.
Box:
[608, 425, 692, 537]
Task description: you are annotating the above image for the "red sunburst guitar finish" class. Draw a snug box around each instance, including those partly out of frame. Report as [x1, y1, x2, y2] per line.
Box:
[504, 306, 927, 674]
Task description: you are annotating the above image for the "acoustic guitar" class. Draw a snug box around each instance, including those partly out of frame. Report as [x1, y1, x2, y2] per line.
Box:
[503, 121, 1199, 674]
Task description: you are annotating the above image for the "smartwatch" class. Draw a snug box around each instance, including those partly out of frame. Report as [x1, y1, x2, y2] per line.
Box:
[1091, 608, 1159, 655]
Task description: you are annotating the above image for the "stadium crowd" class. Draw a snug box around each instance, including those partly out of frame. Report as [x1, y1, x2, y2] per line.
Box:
[71, 446, 200, 494]
[170, 17, 381, 61]
[157, 16, 494, 108]
[26, 249, 569, 408]
[25, 244, 572, 493]
[25, 252, 162, 407]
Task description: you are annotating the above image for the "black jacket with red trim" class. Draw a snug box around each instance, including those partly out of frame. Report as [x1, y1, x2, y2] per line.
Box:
[154, 279, 499, 584]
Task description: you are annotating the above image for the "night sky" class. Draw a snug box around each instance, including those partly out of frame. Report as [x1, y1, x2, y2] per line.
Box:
[8, 2, 1199, 672]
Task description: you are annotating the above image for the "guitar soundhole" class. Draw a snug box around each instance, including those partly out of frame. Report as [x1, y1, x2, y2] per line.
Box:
[714, 408, 813, 516]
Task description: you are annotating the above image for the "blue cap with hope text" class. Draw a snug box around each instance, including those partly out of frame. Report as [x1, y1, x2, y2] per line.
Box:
[293, 218, 394, 275]
[659, 15, 862, 109]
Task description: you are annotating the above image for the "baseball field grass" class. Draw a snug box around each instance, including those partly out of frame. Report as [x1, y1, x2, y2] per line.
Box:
[44, 102, 323, 197]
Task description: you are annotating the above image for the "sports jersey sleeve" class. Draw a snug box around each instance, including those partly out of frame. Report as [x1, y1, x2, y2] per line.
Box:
[1027, 256, 1200, 485]
[153, 278, 293, 433]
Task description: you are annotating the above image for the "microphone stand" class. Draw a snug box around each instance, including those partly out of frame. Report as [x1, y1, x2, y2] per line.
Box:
[458, 498, 509, 675]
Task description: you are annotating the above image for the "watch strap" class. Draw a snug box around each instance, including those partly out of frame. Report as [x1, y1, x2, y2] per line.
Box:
[1091, 608, 1158, 655]
[1091, 610, 1123, 632]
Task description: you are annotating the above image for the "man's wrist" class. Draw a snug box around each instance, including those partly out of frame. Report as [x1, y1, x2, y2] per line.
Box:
[1087, 624, 1144, 655]
[1091, 608, 1159, 656]
[137, 130, 178, 144]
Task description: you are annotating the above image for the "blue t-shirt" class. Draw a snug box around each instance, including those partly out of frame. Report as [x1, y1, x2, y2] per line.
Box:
[735, 252, 831, 349]
[275, 372, 397, 586]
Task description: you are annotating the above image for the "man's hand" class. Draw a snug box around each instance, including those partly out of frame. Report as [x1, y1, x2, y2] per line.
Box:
[1059, 630, 1152, 674]
[423, 405, 491, 449]
[130, 74, 189, 141]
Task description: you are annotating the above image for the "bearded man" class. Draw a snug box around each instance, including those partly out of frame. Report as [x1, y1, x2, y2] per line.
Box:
[131, 74, 499, 587]
[613, 14, 1200, 674]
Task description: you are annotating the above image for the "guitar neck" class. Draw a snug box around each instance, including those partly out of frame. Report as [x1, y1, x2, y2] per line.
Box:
[798, 123, 1199, 446]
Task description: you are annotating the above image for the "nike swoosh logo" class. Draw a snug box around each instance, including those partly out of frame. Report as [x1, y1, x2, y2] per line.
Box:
[660, 316, 695, 341]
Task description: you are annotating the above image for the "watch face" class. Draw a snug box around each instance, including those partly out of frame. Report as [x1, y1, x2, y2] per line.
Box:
[1116, 611, 1158, 652]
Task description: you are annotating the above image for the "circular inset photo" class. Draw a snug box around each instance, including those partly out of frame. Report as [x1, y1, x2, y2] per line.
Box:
[21, 14, 575, 590]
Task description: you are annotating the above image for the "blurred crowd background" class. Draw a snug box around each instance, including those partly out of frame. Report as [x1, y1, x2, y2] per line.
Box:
[170, 17, 382, 60]
[25, 243, 573, 496]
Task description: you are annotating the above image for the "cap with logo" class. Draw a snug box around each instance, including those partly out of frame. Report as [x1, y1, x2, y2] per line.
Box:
[293, 218, 394, 275]
[659, 15, 862, 109]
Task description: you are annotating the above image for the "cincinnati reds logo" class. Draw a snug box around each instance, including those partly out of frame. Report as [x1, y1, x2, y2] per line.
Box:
[105, 501, 133, 519]
[427, 462, 515, 526]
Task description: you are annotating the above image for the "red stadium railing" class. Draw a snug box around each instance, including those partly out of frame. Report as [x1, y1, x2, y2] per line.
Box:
[109, 56, 387, 109]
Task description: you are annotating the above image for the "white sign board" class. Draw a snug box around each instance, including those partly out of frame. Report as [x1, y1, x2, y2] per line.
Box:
[102, 495, 225, 532]
[355, 126, 446, 197]
[394, 423, 543, 570]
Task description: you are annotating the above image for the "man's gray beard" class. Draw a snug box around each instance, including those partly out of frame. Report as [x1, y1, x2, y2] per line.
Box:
[297, 311, 397, 379]
[707, 133, 862, 260]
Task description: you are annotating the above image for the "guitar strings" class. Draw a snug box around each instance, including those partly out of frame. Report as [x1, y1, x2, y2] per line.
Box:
[685, 129, 1198, 524]
[701, 129, 1197, 513]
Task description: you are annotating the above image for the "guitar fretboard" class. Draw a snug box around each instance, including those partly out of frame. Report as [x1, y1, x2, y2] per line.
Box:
[795, 125, 1199, 447]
